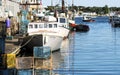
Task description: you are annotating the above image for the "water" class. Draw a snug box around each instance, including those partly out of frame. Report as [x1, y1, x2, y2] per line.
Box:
[52, 16, 120, 75]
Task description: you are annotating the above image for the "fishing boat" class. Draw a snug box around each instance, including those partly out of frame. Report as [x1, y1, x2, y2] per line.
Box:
[82, 16, 95, 22]
[20, 16, 70, 55]
[75, 24, 90, 32]
[110, 15, 120, 27]
[19, 0, 72, 55]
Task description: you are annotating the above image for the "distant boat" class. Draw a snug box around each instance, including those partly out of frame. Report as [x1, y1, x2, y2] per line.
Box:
[82, 16, 95, 22]
[110, 15, 120, 27]
[69, 22, 90, 32]
[75, 24, 90, 32]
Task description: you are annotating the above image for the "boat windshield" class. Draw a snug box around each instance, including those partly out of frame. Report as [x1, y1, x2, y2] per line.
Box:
[60, 18, 66, 23]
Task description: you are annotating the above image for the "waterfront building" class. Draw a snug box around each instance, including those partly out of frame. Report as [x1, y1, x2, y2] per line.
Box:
[0, 0, 20, 18]
[20, 0, 42, 11]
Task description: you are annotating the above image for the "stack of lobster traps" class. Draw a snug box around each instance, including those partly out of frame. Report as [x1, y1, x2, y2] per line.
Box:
[0, 46, 53, 75]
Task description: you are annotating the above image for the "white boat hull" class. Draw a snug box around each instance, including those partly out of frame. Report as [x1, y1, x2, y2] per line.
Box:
[44, 35, 63, 51]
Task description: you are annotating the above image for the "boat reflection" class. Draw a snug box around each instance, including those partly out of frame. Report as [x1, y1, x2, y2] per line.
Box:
[52, 38, 70, 69]
[52, 32, 75, 75]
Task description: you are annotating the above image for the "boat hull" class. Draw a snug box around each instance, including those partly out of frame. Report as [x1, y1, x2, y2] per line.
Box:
[75, 24, 90, 32]
[44, 35, 63, 51]
[83, 19, 95, 22]
[112, 22, 120, 27]
[19, 34, 63, 56]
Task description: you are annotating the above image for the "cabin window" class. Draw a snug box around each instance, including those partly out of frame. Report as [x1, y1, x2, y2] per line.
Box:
[44, 24, 47, 28]
[34, 24, 38, 28]
[39, 24, 43, 28]
[60, 18, 66, 23]
[54, 24, 57, 28]
[49, 24, 52, 28]
[29, 24, 33, 29]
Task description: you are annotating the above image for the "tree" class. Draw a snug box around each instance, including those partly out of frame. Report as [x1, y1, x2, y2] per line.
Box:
[103, 5, 109, 14]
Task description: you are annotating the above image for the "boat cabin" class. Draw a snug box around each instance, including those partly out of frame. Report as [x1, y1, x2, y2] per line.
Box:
[27, 17, 69, 35]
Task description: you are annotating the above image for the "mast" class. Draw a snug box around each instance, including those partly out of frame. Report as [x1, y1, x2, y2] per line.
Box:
[62, 0, 65, 12]
[72, 0, 74, 7]
[71, 0, 74, 11]
[39, 0, 43, 11]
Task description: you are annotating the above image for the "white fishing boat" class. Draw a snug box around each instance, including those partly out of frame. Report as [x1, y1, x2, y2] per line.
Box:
[19, 0, 71, 54]
[20, 16, 70, 53]
[82, 16, 95, 22]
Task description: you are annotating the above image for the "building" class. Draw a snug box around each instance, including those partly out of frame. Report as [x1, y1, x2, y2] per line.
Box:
[20, 0, 41, 11]
[0, 0, 20, 18]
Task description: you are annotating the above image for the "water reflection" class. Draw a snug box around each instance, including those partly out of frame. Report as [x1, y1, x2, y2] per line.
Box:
[52, 32, 75, 75]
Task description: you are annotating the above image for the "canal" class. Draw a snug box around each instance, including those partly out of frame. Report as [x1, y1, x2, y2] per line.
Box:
[52, 16, 120, 75]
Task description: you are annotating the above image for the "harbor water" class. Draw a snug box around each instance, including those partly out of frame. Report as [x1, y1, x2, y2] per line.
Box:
[52, 16, 120, 75]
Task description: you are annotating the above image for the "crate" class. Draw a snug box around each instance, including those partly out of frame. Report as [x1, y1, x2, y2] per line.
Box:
[16, 57, 33, 69]
[33, 46, 51, 59]
[0, 69, 16, 75]
[2, 54, 16, 69]
[17, 69, 33, 75]
[34, 69, 51, 75]
[34, 57, 53, 70]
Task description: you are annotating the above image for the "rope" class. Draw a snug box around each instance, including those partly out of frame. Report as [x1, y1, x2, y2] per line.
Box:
[11, 35, 34, 54]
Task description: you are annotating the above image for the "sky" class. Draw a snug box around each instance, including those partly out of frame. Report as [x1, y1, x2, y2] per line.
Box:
[42, 0, 120, 7]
